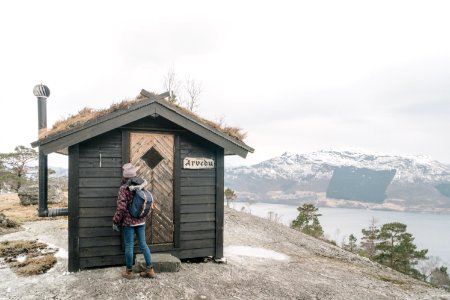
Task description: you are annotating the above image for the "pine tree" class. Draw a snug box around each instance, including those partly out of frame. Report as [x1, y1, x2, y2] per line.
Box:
[0, 146, 37, 192]
[343, 234, 358, 253]
[291, 203, 324, 238]
[430, 266, 450, 288]
[374, 222, 427, 278]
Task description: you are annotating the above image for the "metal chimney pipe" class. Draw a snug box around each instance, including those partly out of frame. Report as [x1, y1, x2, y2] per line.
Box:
[38, 98, 47, 130]
[33, 84, 50, 217]
[33, 84, 50, 132]
[33, 84, 69, 218]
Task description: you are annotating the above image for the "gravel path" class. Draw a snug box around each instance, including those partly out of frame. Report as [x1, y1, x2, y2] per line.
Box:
[0, 208, 449, 300]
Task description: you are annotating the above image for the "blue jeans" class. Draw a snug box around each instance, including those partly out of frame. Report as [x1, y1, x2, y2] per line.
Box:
[123, 224, 152, 269]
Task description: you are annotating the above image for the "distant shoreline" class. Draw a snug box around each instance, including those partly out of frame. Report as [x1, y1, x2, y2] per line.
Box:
[234, 199, 450, 215]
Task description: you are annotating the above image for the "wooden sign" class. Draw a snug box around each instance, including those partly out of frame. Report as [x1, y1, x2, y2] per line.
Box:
[183, 157, 215, 169]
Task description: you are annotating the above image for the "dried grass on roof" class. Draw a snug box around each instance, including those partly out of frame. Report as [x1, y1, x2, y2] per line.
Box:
[39, 94, 147, 139]
[39, 93, 247, 142]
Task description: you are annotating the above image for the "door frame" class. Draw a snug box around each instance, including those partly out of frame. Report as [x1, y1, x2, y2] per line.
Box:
[121, 129, 181, 252]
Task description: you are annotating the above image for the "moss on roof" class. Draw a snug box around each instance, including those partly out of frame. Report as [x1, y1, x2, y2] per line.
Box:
[38, 92, 247, 143]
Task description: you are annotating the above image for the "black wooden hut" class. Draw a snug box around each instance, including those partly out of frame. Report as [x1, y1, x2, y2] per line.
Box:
[31, 89, 254, 272]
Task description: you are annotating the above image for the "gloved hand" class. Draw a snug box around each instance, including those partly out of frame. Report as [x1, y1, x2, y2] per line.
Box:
[112, 223, 120, 233]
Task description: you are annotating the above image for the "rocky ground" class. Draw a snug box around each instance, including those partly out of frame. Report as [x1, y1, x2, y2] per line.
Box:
[0, 208, 449, 300]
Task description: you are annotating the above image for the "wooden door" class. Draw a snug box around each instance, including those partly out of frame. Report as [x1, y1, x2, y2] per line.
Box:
[129, 132, 174, 245]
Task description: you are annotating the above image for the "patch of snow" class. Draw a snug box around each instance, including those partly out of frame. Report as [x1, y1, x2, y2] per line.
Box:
[55, 248, 68, 259]
[224, 245, 289, 261]
[16, 255, 27, 263]
[40, 242, 68, 259]
[45, 242, 68, 259]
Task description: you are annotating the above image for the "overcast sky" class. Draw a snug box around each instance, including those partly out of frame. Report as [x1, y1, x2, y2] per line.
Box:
[1, 0, 450, 167]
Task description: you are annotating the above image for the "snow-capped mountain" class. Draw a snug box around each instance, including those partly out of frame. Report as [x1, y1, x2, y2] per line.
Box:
[225, 150, 450, 213]
[228, 150, 450, 184]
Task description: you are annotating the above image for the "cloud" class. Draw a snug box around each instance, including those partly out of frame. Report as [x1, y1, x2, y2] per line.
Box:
[117, 20, 219, 68]
[397, 99, 450, 116]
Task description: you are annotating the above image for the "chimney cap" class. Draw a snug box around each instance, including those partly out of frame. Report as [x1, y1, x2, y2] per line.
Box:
[33, 84, 50, 99]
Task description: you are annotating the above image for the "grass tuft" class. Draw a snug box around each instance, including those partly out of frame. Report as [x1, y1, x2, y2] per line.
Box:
[378, 275, 406, 285]
[11, 254, 57, 276]
[0, 240, 48, 257]
[0, 240, 57, 276]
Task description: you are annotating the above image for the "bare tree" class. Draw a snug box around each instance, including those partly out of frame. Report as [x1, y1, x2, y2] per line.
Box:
[246, 198, 257, 214]
[184, 76, 202, 112]
[267, 211, 282, 223]
[418, 256, 441, 281]
[161, 67, 204, 111]
[163, 67, 180, 104]
[224, 188, 237, 208]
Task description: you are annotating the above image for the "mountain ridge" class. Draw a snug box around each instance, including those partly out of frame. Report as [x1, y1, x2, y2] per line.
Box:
[225, 149, 450, 213]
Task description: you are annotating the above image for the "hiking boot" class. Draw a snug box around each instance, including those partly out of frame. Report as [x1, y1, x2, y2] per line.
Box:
[140, 266, 156, 278]
[122, 268, 135, 279]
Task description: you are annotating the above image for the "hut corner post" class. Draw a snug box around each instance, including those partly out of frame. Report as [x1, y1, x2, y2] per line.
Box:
[215, 147, 224, 259]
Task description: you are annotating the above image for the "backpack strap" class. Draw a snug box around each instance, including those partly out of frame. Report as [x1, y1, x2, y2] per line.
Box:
[138, 189, 154, 217]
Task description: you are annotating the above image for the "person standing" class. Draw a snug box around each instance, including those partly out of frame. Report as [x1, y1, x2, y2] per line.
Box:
[112, 163, 156, 279]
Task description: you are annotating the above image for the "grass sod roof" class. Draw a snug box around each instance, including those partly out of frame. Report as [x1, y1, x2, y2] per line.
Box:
[38, 93, 148, 140]
[35, 91, 252, 152]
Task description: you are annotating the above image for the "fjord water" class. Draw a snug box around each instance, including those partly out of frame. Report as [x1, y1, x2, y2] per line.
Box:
[232, 202, 450, 268]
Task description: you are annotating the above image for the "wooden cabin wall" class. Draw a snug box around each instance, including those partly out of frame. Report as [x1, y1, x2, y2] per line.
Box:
[76, 130, 123, 270]
[178, 134, 220, 259]
[70, 116, 224, 270]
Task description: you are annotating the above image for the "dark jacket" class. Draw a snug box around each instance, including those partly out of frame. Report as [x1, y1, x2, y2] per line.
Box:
[112, 178, 150, 226]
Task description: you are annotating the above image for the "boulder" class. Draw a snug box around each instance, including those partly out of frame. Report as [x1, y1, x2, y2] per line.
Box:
[0, 212, 9, 227]
[18, 182, 64, 206]
[133, 253, 181, 273]
[0, 213, 19, 228]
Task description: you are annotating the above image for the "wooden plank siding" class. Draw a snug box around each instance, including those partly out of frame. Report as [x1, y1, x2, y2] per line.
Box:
[79, 255, 124, 269]
[77, 130, 123, 268]
[178, 134, 217, 258]
[121, 115, 185, 132]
